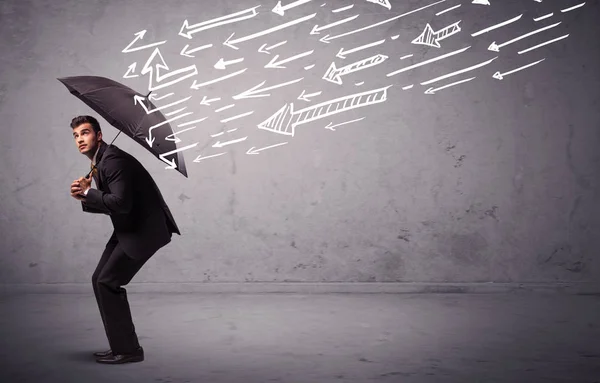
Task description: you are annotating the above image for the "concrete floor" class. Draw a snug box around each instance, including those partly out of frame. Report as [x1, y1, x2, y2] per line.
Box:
[0, 292, 599, 383]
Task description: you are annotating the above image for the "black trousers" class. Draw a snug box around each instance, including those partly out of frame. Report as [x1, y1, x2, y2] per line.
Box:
[92, 231, 151, 354]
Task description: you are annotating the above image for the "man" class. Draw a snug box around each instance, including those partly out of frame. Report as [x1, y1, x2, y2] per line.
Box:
[69, 115, 180, 364]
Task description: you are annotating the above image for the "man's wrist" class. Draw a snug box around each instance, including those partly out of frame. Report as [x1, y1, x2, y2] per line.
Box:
[83, 187, 91, 196]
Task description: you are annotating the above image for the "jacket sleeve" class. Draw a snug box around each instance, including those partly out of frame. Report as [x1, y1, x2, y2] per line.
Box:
[81, 200, 109, 214]
[81, 153, 134, 215]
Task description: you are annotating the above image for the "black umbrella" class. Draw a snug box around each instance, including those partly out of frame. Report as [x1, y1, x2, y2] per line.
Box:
[57, 75, 189, 178]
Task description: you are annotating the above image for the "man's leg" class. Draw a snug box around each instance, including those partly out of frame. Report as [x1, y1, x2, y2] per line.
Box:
[95, 241, 151, 354]
[92, 231, 118, 345]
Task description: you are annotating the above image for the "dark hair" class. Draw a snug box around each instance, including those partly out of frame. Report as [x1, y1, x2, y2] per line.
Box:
[70, 115, 101, 135]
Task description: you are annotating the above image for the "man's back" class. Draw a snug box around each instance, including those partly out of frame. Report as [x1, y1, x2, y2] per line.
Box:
[82, 142, 180, 260]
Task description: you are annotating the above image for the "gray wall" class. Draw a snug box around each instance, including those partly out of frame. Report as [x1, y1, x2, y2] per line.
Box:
[0, 0, 598, 285]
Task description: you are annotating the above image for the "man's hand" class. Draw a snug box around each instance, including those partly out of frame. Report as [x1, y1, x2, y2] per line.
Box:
[70, 176, 91, 201]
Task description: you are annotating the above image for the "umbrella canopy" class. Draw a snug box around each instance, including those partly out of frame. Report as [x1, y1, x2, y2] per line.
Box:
[58, 75, 189, 178]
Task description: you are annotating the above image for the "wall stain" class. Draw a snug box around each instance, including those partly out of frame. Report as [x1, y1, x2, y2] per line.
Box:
[566, 123, 591, 190]
[397, 229, 410, 242]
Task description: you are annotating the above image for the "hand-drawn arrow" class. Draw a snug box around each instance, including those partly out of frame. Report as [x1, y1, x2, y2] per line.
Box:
[141, 48, 198, 91]
[324, 117, 365, 131]
[310, 14, 359, 34]
[319, 0, 444, 43]
[145, 112, 193, 147]
[159, 142, 199, 169]
[149, 92, 173, 101]
[258, 40, 287, 54]
[214, 57, 244, 70]
[297, 89, 322, 102]
[323, 54, 388, 85]
[412, 21, 461, 48]
[123, 63, 139, 78]
[180, 43, 212, 58]
[492, 58, 545, 80]
[193, 152, 227, 162]
[264, 49, 314, 69]
[246, 142, 288, 155]
[258, 85, 391, 136]
[488, 22, 561, 51]
[122, 30, 166, 53]
[179, 5, 261, 39]
[212, 136, 248, 148]
[200, 96, 221, 105]
[424, 77, 476, 94]
[224, 13, 316, 49]
[133, 95, 191, 114]
[232, 77, 304, 99]
[272, 0, 312, 16]
[191, 68, 247, 89]
[366, 0, 391, 9]
[336, 39, 385, 59]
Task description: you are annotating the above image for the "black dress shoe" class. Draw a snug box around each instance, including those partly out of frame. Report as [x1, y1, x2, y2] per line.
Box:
[93, 349, 112, 357]
[96, 347, 144, 364]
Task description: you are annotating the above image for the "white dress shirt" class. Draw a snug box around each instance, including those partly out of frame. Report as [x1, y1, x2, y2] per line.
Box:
[83, 144, 101, 196]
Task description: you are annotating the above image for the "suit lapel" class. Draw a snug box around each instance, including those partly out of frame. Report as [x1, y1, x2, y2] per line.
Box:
[94, 142, 109, 190]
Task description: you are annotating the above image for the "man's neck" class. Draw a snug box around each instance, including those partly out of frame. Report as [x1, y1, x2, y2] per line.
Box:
[90, 141, 103, 164]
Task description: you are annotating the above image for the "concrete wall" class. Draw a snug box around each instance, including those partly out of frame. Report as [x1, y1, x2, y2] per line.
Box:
[0, 0, 598, 285]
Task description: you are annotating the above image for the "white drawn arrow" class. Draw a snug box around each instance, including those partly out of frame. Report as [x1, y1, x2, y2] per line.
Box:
[310, 14, 359, 34]
[412, 21, 461, 48]
[232, 77, 304, 99]
[214, 57, 244, 70]
[366, 0, 391, 9]
[224, 12, 317, 49]
[159, 142, 199, 169]
[149, 92, 173, 101]
[265, 49, 314, 69]
[272, 0, 312, 16]
[493, 58, 545, 80]
[319, 0, 445, 43]
[336, 39, 385, 59]
[247, 142, 289, 155]
[258, 85, 391, 137]
[180, 43, 212, 57]
[420, 56, 497, 85]
[324, 117, 365, 131]
[141, 48, 198, 91]
[297, 89, 322, 102]
[166, 124, 203, 143]
[488, 22, 561, 51]
[123, 63, 139, 78]
[179, 5, 261, 39]
[133, 95, 191, 114]
[145, 112, 193, 147]
[122, 30, 166, 53]
[471, 14, 522, 37]
[323, 54, 388, 85]
[191, 68, 247, 89]
[213, 136, 248, 148]
[200, 96, 221, 105]
[424, 76, 476, 94]
[193, 152, 227, 162]
[258, 40, 287, 54]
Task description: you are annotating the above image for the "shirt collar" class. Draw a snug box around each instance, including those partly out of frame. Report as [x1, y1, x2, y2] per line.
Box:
[92, 142, 102, 165]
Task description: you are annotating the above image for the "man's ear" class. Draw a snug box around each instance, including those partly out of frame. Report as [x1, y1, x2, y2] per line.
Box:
[97, 131, 103, 142]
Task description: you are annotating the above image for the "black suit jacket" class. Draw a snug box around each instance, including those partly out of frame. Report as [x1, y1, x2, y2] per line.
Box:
[81, 142, 180, 260]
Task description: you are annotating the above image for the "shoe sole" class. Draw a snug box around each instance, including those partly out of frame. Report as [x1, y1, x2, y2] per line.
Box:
[96, 355, 144, 364]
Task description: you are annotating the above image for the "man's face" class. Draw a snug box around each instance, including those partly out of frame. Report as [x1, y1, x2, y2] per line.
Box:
[73, 123, 102, 155]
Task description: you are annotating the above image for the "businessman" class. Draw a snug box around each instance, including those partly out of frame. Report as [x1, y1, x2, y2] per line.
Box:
[69, 115, 180, 364]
